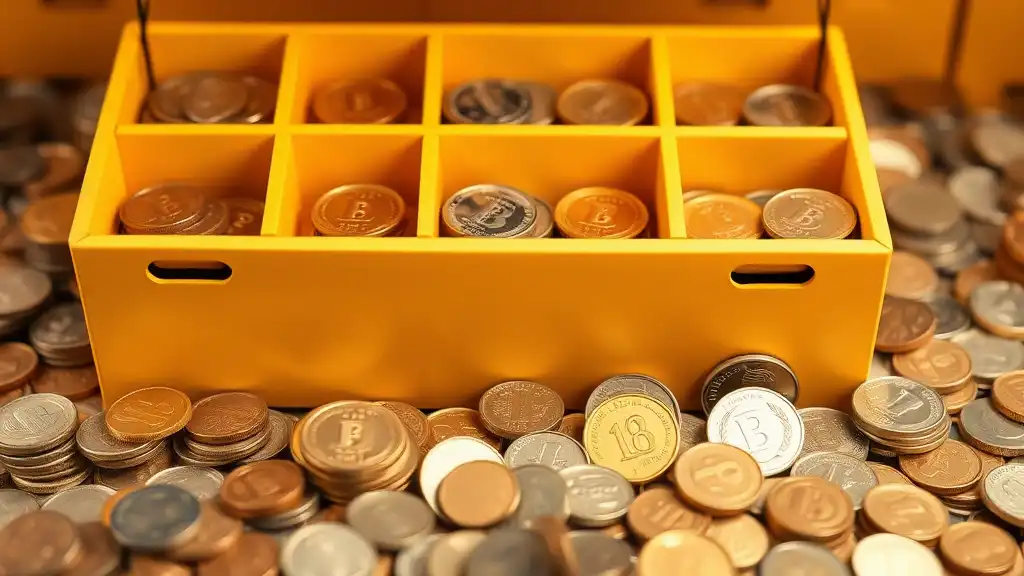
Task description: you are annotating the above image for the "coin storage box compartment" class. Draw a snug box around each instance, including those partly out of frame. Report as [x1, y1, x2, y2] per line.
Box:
[72, 23, 890, 410]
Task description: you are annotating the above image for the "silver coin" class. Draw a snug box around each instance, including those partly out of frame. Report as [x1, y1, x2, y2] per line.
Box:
[445, 80, 531, 125]
[109, 485, 200, 552]
[950, 166, 1006, 226]
[0, 489, 39, 528]
[465, 528, 555, 576]
[395, 533, 443, 576]
[585, 374, 681, 425]
[0, 393, 78, 456]
[971, 281, 1024, 335]
[971, 117, 1024, 169]
[892, 218, 970, 256]
[237, 409, 293, 465]
[982, 463, 1024, 527]
[419, 437, 504, 515]
[790, 451, 878, 509]
[701, 354, 799, 415]
[760, 541, 851, 576]
[429, 531, 488, 576]
[182, 74, 248, 124]
[952, 329, 1024, 382]
[870, 354, 893, 378]
[885, 179, 963, 235]
[528, 195, 554, 238]
[678, 413, 707, 454]
[281, 522, 378, 576]
[249, 492, 320, 531]
[706, 387, 804, 476]
[742, 84, 832, 127]
[559, 465, 633, 528]
[504, 432, 588, 471]
[0, 146, 46, 186]
[851, 377, 947, 438]
[745, 189, 781, 208]
[507, 465, 569, 526]
[443, 184, 537, 238]
[926, 242, 984, 276]
[146, 466, 224, 500]
[959, 398, 1024, 457]
[870, 138, 922, 178]
[568, 531, 633, 576]
[346, 491, 436, 551]
[852, 533, 944, 576]
[797, 408, 870, 460]
[76, 412, 161, 463]
[41, 485, 115, 523]
[521, 82, 556, 126]
[928, 295, 971, 340]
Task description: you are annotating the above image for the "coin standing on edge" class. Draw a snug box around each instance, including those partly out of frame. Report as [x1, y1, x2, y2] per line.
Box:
[701, 354, 799, 415]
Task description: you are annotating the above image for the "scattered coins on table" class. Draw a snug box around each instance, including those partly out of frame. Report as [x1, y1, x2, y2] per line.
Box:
[140, 72, 278, 124]
[117, 184, 265, 236]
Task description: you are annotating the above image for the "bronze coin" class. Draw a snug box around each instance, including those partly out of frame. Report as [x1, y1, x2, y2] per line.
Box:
[861, 484, 948, 544]
[886, 251, 939, 300]
[556, 413, 586, 445]
[942, 449, 1004, 509]
[66, 522, 121, 576]
[0, 342, 38, 393]
[479, 381, 565, 440]
[637, 530, 734, 575]
[704, 514, 770, 569]
[993, 371, 1024, 423]
[437, 460, 519, 528]
[1004, 211, 1024, 265]
[20, 192, 79, 245]
[899, 439, 983, 495]
[866, 462, 914, 485]
[106, 387, 192, 443]
[0, 510, 82, 574]
[197, 532, 279, 576]
[377, 400, 431, 451]
[127, 556, 191, 576]
[892, 339, 973, 394]
[956, 259, 1001, 306]
[765, 477, 853, 543]
[0, 384, 28, 407]
[32, 365, 100, 401]
[876, 296, 938, 354]
[187, 392, 269, 445]
[166, 501, 243, 562]
[672, 443, 763, 516]
[219, 460, 305, 519]
[943, 379, 979, 415]
[626, 485, 711, 542]
[426, 408, 502, 450]
[940, 521, 1018, 576]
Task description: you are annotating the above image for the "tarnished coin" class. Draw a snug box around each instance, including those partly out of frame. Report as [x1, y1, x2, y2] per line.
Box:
[186, 392, 268, 445]
[507, 465, 570, 526]
[625, 485, 710, 542]
[466, 528, 556, 576]
[347, 490, 435, 551]
[705, 514, 771, 570]
[146, 466, 224, 501]
[743, 84, 832, 127]
[637, 530, 734, 575]
[166, 500, 242, 562]
[557, 414, 586, 445]
[791, 451, 878, 509]
[479, 381, 564, 440]
[971, 281, 1024, 340]
[952, 329, 1024, 382]
[885, 179, 963, 235]
[32, 366, 99, 401]
[866, 462, 913, 485]
[105, 387, 192, 443]
[673, 82, 746, 126]
[109, 485, 200, 552]
[959, 398, 1024, 457]
[876, 297, 938, 354]
[0, 510, 82, 575]
[442, 184, 537, 238]
[887, 251, 939, 300]
[673, 442, 762, 516]
[444, 80, 530, 124]
[899, 439, 982, 495]
[426, 407, 502, 450]
[892, 339, 973, 394]
[682, 193, 763, 239]
[312, 78, 408, 124]
[765, 477, 854, 542]
[428, 530, 488, 576]
[237, 409, 294, 464]
[41, 484, 115, 523]
[557, 79, 649, 126]
[940, 521, 1018, 576]
[929, 295, 972, 340]
[76, 412, 162, 463]
[0, 392, 78, 455]
[863, 483, 948, 544]
[584, 394, 680, 483]
[559, 464, 634, 528]
[798, 407, 871, 460]
[439, 460, 520, 529]
[701, 354, 799, 415]
[395, 533, 443, 576]
[197, 531, 279, 576]
[566, 531, 632, 576]
[0, 488, 39, 528]
[706, 387, 803, 476]
[761, 188, 857, 239]
[853, 533, 943, 576]
[504, 431, 588, 471]
[419, 437, 503, 516]
[760, 541, 852, 576]
[219, 460, 305, 519]
[982, 463, 1024, 528]
[851, 377, 946, 438]
[585, 374, 681, 426]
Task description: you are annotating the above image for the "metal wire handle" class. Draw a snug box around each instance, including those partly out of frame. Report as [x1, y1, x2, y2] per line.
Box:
[136, 0, 156, 91]
[814, 0, 832, 91]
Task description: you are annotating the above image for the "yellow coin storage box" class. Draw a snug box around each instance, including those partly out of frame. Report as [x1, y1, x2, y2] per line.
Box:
[70, 22, 890, 410]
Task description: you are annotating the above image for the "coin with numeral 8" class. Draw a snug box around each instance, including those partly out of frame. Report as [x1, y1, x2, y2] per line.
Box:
[584, 394, 680, 484]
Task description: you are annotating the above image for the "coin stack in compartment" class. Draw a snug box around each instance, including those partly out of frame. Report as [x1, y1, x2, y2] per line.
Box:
[311, 184, 412, 237]
[174, 392, 272, 467]
[29, 302, 91, 367]
[118, 185, 266, 237]
[140, 72, 278, 124]
[0, 393, 89, 495]
[851, 377, 952, 456]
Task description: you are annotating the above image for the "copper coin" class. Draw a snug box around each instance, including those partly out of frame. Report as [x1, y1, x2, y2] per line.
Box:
[637, 530, 734, 575]
[119, 185, 206, 234]
[0, 510, 82, 574]
[426, 408, 502, 450]
[673, 82, 746, 126]
[761, 188, 857, 239]
[377, 400, 431, 451]
[311, 78, 408, 124]
[219, 460, 305, 519]
[68, 522, 121, 576]
[437, 460, 519, 528]
[684, 193, 763, 239]
[704, 514, 770, 569]
[106, 387, 193, 443]
[672, 443, 763, 516]
[196, 532, 279, 576]
[956, 259, 1001, 306]
[554, 187, 649, 239]
[187, 392, 268, 445]
[127, 556, 192, 576]
[166, 501, 243, 562]
[940, 521, 1018, 576]
[626, 485, 711, 542]
[312, 184, 406, 237]
[557, 413, 586, 445]
[556, 79, 649, 126]
[20, 191, 79, 245]
[479, 380, 565, 440]
[887, 251, 939, 300]
[899, 439, 983, 495]
[943, 449, 1004, 510]
[765, 477, 854, 542]
[944, 379, 979, 415]
[32, 365, 100, 400]
[892, 339, 973, 394]
[1005, 211, 1024, 265]
[861, 484, 948, 544]
[94, 444, 173, 491]
[23, 142, 85, 200]
[876, 296, 938, 354]
[867, 462, 914, 485]
[0, 342, 38, 392]
[993, 371, 1024, 423]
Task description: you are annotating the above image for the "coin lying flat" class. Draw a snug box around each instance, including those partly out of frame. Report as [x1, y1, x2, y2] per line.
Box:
[439, 460, 520, 529]
[701, 354, 799, 415]
[898, 439, 982, 495]
[419, 436, 504, 516]
[706, 387, 803, 476]
[426, 407, 502, 450]
[507, 465, 570, 526]
[504, 431, 588, 471]
[853, 533, 944, 576]
[585, 374, 681, 426]
[866, 462, 913, 485]
[166, 500, 243, 562]
[395, 533, 443, 576]
[798, 407, 870, 460]
[952, 329, 1024, 383]
[791, 451, 878, 509]
[673, 442, 762, 516]
[851, 377, 947, 438]
[105, 387, 192, 443]
[0, 510, 82, 575]
[982, 463, 1024, 528]
[637, 530, 734, 575]
[109, 485, 200, 552]
[939, 521, 1018, 576]
[704, 513, 771, 570]
[761, 188, 857, 239]
[760, 541, 852, 576]
[466, 528, 556, 576]
[281, 522, 378, 576]
[0, 393, 78, 455]
[584, 394, 680, 483]
[146, 466, 224, 501]
[861, 484, 948, 545]
[959, 398, 1024, 457]
[237, 409, 294, 464]
[766, 477, 853, 543]
[971, 281, 1024, 339]
[886, 251, 939, 300]
[993, 371, 1024, 423]
[626, 486, 710, 543]
[479, 381, 564, 440]
[41, 484, 115, 523]
[429, 530, 488, 576]
[566, 531, 632, 576]
[892, 339, 973, 394]
[186, 391, 268, 445]
[559, 464, 634, 528]
[876, 297, 938, 354]
[347, 490, 436, 551]
[197, 531, 279, 576]
[0, 489, 38, 528]
[929, 295, 972, 340]
[76, 412, 161, 464]
[219, 460, 305, 519]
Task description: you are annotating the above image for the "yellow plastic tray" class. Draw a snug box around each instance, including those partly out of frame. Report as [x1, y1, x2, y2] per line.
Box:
[70, 22, 889, 410]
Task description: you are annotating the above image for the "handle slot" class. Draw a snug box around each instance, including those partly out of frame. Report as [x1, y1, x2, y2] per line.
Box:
[148, 261, 232, 282]
[731, 264, 814, 286]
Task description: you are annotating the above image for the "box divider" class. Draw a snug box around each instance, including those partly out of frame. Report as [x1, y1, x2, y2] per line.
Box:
[422, 34, 445, 128]
[650, 34, 676, 130]
[262, 133, 295, 236]
[417, 133, 442, 237]
[658, 136, 686, 239]
[275, 32, 303, 129]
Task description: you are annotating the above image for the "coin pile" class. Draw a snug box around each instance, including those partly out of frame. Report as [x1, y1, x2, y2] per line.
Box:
[0, 393, 90, 494]
[118, 184, 265, 236]
[20, 191, 79, 274]
[141, 72, 278, 124]
[683, 188, 859, 240]
[311, 184, 413, 237]
[674, 82, 833, 127]
[852, 376, 952, 455]
[72, 82, 106, 153]
[174, 392, 273, 467]
[0, 264, 51, 338]
[311, 78, 409, 124]
[220, 460, 320, 531]
[29, 301, 91, 367]
[76, 412, 169, 476]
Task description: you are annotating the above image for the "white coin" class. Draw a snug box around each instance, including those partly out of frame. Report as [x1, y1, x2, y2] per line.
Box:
[706, 387, 804, 476]
[870, 138, 922, 179]
[852, 533, 943, 576]
[419, 437, 503, 516]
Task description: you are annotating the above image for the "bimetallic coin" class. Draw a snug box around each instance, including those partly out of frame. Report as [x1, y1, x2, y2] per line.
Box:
[504, 431, 588, 471]
[466, 528, 556, 576]
[444, 80, 531, 124]
[557, 80, 649, 126]
[702, 354, 799, 415]
[566, 531, 632, 576]
[479, 380, 564, 440]
[0, 489, 39, 528]
[959, 398, 1024, 457]
[419, 437, 504, 516]
[853, 533, 943, 576]
[982, 463, 1024, 528]
[706, 387, 804, 476]
[585, 374, 682, 426]
[636, 530, 733, 575]
[146, 466, 224, 501]
[584, 394, 680, 484]
[443, 184, 536, 238]
[798, 407, 870, 460]
[109, 485, 200, 552]
[41, 485, 115, 523]
[762, 188, 857, 239]
[952, 329, 1024, 382]
[791, 452, 878, 509]
[0, 393, 78, 455]
[759, 541, 852, 576]
[281, 522, 378, 576]
[554, 187, 649, 239]
[347, 491, 435, 551]
[507, 465, 570, 526]
[742, 84, 832, 127]
[559, 464, 634, 528]
[672, 443, 762, 516]
[929, 295, 971, 340]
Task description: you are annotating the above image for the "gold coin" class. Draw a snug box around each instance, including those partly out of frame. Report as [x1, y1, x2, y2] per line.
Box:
[557, 80, 649, 126]
[584, 394, 680, 484]
[311, 184, 406, 237]
[425, 408, 502, 451]
[554, 187, 649, 239]
[704, 514, 770, 570]
[636, 530, 734, 576]
[861, 484, 948, 545]
[683, 193, 763, 239]
[898, 440, 983, 495]
[311, 78, 407, 124]
[940, 521, 1018, 576]
[672, 443, 763, 516]
[761, 188, 858, 239]
[892, 339, 973, 394]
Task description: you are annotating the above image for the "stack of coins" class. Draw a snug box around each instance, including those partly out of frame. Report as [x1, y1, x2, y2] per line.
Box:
[851, 377, 951, 456]
[0, 393, 89, 495]
[0, 263, 51, 338]
[219, 461, 320, 531]
[554, 187, 649, 239]
[311, 184, 411, 237]
[674, 82, 833, 127]
[118, 184, 265, 236]
[886, 179, 981, 274]
[19, 192, 78, 274]
[174, 392, 272, 467]
[76, 412, 169, 477]
[683, 188, 859, 240]
[29, 302, 91, 367]
[291, 401, 419, 503]
[141, 72, 277, 124]
[311, 78, 409, 124]
[765, 477, 857, 561]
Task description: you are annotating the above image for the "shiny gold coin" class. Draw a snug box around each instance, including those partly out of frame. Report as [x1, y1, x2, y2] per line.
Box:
[584, 394, 680, 484]
[299, 401, 406, 475]
[892, 339, 973, 394]
[554, 187, 649, 239]
[683, 193, 763, 239]
[556, 80, 649, 126]
[704, 514, 770, 570]
[762, 188, 858, 239]
[861, 484, 948, 545]
[105, 387, 192, 443]
[311, 78, 407, 124]
[672, 443, 763, 516]
[899, 440, 983, 496]
[940, 521, 1018, 576]
[636, 530, 735, 576]
[312, 184, 406, 237]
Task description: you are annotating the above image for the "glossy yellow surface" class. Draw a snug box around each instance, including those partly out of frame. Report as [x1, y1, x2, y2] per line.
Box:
[71, 23, 888, 410]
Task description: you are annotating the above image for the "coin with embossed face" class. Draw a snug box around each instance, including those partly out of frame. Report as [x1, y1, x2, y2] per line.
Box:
[791, 451, 878, 509]
[851, 377, 947, 438]
[559, 464, 634, 528]
[186, 392, 268, 445]
[426, 407, 502, 451]
[626, 485, 711, 543]
[861, 484, 948, 545]
[798, 407, 870, 460]
[0, 393, 78, 455]
[765, 476, 853, 542]
[443, 185, 536, 238]
[300, 400, 405, 474]
[584, 394, 680, 483]
[952, 329, 1024, 383]
[762, 188, 857, 239]
[959, 398, 1024, 457]
[743, 84, 832, 127]
[898, 439, 982, 495]
[876, 297, 938, 354]
[479, 381, 564, 440]
[105, 387, 192, 443]
[706, 387, 803, 476]
[76, 412, 161, 463]
[702, 354, 799, 416]
[971, 281, 1024, 339]
[673, 442, 762, 516]
[376, 401, 430, 452]
[892, 339, 973, 394]
[505, 431, 588, 471]
[981, 462, 1024, 528]
[683, 193, 763, 239]
[940, 521, 1018, 576]
[586, 374, 682, 426]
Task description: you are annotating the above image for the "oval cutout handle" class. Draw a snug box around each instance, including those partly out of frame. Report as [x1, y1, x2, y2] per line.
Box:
[148, 261, 232, 282]
[731, 264, 815, 286]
